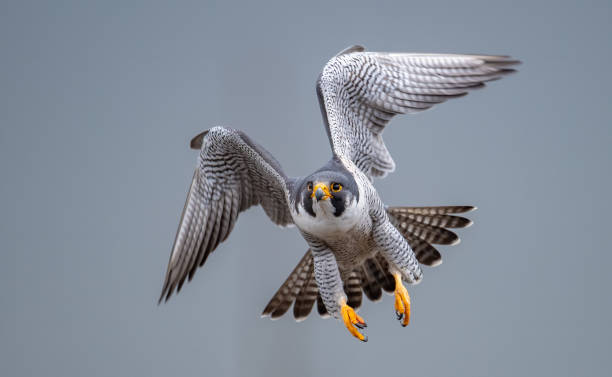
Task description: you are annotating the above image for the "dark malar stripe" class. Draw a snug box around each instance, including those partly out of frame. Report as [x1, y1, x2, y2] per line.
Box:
[331, 195, 345, 217]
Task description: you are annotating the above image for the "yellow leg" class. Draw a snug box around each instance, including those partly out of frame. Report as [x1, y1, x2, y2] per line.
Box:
[393, 272, 411, 327]
[340, 298, 368, 342]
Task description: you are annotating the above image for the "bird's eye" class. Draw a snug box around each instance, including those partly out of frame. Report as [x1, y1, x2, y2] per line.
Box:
[307, 182, 313, 191]
[331, 183, 342, 192]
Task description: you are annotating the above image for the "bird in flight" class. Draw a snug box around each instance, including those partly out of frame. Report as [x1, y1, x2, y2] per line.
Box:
[159, 45, 519, 342]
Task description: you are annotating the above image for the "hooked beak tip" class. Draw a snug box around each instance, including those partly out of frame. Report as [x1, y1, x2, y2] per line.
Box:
[315, 188, 325, 201]
[311, 183, 331, 201]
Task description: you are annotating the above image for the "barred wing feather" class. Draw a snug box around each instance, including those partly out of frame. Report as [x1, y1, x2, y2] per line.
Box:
[317, 45, 519, 178]
[159, 127, 294, 302]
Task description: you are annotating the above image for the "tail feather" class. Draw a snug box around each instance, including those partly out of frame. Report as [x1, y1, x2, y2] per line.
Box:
[388, 206, 476, 215]
[375, 253, 397, 292]
[262, 204, 475, 321]
[405, 236, 443, 267]
[261, 250, 312, 319]
[387, 205, 475, 267]
[397, 220, 460, 245]
[344, 271, 363, 309]
[393, 212, 472, 228]
[293, 267, 318, 321]
[316, 294, 329, 317]
[264, 252, 401, 321]
[360, 264, 383, 301]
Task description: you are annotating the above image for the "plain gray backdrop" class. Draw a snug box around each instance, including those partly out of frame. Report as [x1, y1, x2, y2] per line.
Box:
[2, 0, 611, 376]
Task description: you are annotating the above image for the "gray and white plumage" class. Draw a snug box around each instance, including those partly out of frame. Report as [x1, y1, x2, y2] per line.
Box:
[159, 45, 518, 327]
[159, 129, 295, 301]
[317, 45, 517, 179]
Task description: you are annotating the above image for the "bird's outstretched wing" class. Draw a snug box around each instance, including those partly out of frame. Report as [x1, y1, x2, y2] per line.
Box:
[317, 45, 520, 179]
[159, 126, 294, 302]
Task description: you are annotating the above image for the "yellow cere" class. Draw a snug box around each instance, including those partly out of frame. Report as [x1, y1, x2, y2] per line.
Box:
[311, 182, 332, 200]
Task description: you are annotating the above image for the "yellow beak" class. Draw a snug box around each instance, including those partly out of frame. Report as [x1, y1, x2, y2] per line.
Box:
[311, 182, 331, 201]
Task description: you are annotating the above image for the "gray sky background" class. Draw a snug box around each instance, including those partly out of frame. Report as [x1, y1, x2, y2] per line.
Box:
[2, 1, 611, 376]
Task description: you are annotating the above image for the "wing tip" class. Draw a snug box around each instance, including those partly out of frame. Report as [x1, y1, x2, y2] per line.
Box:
[190, 130, 210, 150]
[158, 289, 172, 305]
[495, 68, 519, 77]
[335, 44, 366, 57]
[158, 279, 171, 304]
[485, 57, 522, 66]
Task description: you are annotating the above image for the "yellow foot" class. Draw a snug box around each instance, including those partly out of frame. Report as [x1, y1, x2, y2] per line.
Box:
[340, 299, 368, 342]
[394, 272, 411, 327]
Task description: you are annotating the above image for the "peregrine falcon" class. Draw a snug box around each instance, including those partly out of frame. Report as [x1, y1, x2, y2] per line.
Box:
[159, 45, 519, 342]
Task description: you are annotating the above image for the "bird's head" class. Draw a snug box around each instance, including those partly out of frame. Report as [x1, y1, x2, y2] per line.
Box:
[297, 169, 360, 219]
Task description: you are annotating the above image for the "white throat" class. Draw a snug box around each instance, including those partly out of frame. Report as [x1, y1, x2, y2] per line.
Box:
[294, 198, 363, 239]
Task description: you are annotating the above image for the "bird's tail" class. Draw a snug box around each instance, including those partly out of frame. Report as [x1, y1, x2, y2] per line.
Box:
[260, 206, 475, 321]
[260, 249, 394, 321]
[261, 250, 318, 321]
[386, 205, 476, 267]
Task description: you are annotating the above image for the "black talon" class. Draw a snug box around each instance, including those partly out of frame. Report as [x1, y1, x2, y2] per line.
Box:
[355, 322, 366, 329]
[361, 335, 368, 342]
[396, 311, 403, 320]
